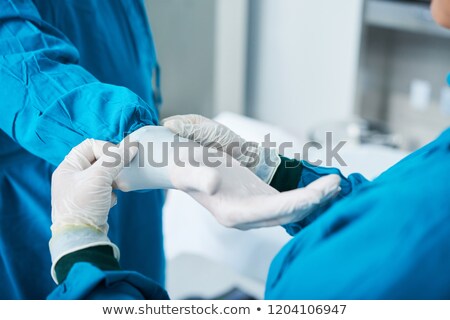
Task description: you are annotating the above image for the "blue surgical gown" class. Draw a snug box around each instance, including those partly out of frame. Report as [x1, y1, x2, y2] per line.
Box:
[266, 127, 450, 299]
[0, 0, 165, 299]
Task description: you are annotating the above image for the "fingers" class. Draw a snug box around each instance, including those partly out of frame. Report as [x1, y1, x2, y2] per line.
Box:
[162, 114, 207, 127]
[59, 138, 138, 182]
[90, 139, 139, 183]
[92, 140, 111, 161]
[60, 139, 110, 171]
[162, 114, 194, 135]
[303, 174, 342, 201]
[224, 175, 342, 230]
[164, 115, 244, 157]
[162, 114, 211, 141]
[258, 175, 341, 224]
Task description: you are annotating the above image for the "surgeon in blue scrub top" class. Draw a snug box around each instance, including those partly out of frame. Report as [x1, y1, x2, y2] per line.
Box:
[0, 1, 165, 299]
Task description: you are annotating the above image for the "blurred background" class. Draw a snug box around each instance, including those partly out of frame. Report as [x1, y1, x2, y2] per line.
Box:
[145, 0, 450, 299]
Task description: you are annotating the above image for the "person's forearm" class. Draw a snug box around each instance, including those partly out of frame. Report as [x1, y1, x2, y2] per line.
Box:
[0, 0, 158, 166]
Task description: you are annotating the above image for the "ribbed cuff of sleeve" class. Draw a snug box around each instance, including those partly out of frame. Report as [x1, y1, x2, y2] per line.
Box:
[49, 226, 119, 284]
[54, 245, 121, 284]
[269, 156, 303, 192]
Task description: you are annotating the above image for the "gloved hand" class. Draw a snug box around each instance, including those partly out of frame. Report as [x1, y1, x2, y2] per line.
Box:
[162, 114, 281, 184]
[112, 126, 341, 230]
[110, 126, 221, 194]
[185, 155, 342, 230]
[49, 139, 135, 283]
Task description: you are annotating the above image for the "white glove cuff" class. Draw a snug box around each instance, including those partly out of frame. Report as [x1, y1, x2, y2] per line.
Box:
[254, 149, 281, 184]
[49, 226, 119, 284]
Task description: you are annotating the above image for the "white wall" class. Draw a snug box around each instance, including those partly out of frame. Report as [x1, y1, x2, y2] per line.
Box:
[247, 0, 364, 139]
[214, 0, 248, 115]
[146, 0, 216, 118]
[146, 0, 248, 118]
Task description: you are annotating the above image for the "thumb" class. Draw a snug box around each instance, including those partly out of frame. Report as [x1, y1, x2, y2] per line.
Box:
[59, 139, 100, 171]
[271, 174, 341, 220]
[275, 174, 341, 211]
[89, 140, 139, 183]
[237, 174, 342, 229]
[303, 174, 342, 203]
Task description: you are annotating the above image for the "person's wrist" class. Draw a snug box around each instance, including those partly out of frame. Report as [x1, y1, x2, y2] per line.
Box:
[269, 156, 303, 192]
[49, 225, 119, 284]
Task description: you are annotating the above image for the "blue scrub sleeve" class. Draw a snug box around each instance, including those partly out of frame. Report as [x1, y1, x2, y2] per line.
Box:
[0, 1, 158, 166]
[281, 160, 369, 236]
[48, 263, 170, 300]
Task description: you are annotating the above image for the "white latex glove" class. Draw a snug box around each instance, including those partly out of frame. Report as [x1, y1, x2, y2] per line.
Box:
[113, 126, 342, 230]
[111, 126, 221, 194]
[162, 114, 281, 184]
[186, 155, 342, 230]
[49, 139, 135, 283]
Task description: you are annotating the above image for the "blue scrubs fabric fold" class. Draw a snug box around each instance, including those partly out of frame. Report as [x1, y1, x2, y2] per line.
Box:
[267, 128, 450, 299]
